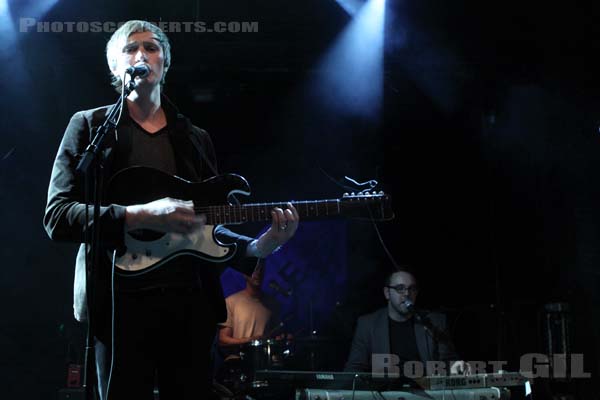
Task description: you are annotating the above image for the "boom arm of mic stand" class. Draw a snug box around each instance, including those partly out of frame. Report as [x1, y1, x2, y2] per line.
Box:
[415, 313, 458, 355]
[76, 81, 137, 174]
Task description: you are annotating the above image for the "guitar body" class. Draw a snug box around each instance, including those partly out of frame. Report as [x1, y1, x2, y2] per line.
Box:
[107, 166, 251, 274]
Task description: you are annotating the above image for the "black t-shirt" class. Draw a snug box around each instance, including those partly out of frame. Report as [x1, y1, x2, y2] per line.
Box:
[127, 120, 177, 175]
[389, 317, 422, 367]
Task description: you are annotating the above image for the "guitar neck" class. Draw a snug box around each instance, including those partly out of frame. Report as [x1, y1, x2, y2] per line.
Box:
[198, 200, 341, 225]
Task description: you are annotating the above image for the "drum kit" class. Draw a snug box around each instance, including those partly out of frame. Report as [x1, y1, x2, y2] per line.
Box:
[215, 335, 334, 399]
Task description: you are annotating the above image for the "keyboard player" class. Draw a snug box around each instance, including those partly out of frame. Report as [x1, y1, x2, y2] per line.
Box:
[344, 269, 471, 376]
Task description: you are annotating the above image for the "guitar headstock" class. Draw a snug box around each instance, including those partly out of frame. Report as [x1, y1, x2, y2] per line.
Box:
[340, 191, 395, 221]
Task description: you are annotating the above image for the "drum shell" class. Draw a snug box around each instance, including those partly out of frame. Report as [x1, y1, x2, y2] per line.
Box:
[240, 339, 293, 371]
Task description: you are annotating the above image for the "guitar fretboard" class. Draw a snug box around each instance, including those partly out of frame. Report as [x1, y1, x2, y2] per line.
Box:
[197, 200, 341, 225]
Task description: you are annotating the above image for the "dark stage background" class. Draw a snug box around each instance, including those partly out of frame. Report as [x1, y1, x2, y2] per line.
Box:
[0, 0, 598, 398]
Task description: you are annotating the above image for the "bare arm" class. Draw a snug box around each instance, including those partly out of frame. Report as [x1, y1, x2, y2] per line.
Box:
[246, 203, 300, 258]
[218, 326, 261, 346]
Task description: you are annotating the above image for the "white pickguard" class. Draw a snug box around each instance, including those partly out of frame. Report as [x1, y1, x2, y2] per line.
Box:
[114, 225, 233, 273]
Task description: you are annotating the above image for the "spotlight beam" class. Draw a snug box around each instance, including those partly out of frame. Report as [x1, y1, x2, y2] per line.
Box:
[312, 0, 386, 119]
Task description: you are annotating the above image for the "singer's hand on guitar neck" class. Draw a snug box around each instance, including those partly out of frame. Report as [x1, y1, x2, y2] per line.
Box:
[247, 202, 299, 258]
[125, 197, 206, 234]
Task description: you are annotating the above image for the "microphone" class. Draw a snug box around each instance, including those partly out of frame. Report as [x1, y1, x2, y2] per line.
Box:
[125, 64, 150, 79]
[268, 280, 293, 297]
[403, 299, 426, 323]
[402, 299, 415, 313]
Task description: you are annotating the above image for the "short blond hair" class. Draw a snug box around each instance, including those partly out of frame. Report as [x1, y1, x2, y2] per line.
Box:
[105, 20, 171, 91]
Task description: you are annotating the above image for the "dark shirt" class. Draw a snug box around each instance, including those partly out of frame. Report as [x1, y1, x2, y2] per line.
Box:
[389, 317, 421, 365]
[127, 121, 177, 175]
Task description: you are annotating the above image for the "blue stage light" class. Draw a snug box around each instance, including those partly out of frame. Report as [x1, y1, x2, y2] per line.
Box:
[335, 0, 364, 15]
[312, 0, 386, 119]
[20, 0, 60, 19]
[0, 0, 16, 52]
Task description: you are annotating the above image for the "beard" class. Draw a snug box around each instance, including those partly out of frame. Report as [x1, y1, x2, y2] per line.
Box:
[391, 298, 413, 316]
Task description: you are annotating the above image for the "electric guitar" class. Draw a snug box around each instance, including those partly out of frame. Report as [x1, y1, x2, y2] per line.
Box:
[107, 166, 394, 274]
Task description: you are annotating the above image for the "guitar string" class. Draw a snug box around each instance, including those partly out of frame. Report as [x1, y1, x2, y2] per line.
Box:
[191, 200, 338, 210]
[189, 199, 387, 223]
[190, 198, 383, 213]
[191, 201, 337, 217]
[191, 201, 340, 221]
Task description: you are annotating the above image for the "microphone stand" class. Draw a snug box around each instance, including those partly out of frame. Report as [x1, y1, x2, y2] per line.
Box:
[76, 80, 138, 400]
[403, 300, 458, 358]
[307, 299, 322, 370]
[413, 312, 458, 356]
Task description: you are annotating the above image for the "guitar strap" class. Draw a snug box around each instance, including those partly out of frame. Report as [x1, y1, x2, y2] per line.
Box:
[176, 113, 220, 178]
[189, 131, 219, 177]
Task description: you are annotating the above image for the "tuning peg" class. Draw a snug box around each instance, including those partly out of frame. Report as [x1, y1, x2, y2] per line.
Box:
[343, 193, 349, 197]
[350, 192, 355, 197]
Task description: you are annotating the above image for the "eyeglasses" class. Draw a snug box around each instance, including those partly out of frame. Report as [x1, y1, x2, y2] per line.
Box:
[386, 284, 418, 294]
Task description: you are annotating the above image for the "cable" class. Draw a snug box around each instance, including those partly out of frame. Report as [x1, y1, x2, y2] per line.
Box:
[368, 207, 401, 271]
[343, 176, 379, 193]
[317, 165, 381, 195]
[113, 72, 128, 142]
[351, 373, 357, 400]
[105, 249, 117, 400]
[103, 73, 128, 400]
[317, 165, 358, 193]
